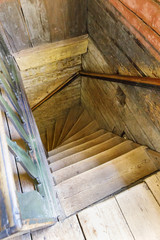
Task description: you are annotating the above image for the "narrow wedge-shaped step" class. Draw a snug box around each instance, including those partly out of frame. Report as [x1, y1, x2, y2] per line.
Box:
[52, 115, 67, 149]
[62, 110, 92, 142]
[47, 122, 55, 152]
[61, 120, 100, 145]
[41, 132, 47, 150]
[50, 136, 125, 172]
[53, 140, 139, 184]
[57, 105, 83, 145]
[56, 146, 158, 216]
[48, 129, 106, 157]
[48, 132, 115, 164]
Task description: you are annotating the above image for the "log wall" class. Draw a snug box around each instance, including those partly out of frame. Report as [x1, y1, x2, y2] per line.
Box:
[81, 0, 160, 152]
[0, 0, 87, 53]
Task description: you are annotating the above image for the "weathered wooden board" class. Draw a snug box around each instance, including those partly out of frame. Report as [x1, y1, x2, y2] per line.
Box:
[78, 197, 134, 240]
[116, 183, 160, 240]
[33, 79, 81, 135]
[21, 56, 81, 107]
[0, 0, 31, 53]
[31, 215, 85, 240]
[82, 37, 160, 151]
[44, 0, 87, 42]
[19, 0, 51, 46]
[14, 35, 88, 70]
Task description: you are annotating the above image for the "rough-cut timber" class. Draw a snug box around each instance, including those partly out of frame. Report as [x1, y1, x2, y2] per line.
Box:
[14, 35, 88, 70]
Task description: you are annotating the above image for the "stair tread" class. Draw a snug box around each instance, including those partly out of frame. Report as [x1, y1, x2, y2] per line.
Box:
[61, 120, 100, 145]
[47, 122, 55, 152]
[57, 105, 83, 145]
[48, 131, 115, 163]
[50, 136, 125, 171]
[48, 129, 106, 157]
[62, 110, 92, 142]
[56, 146, 158, 216]
[53, 140, 139, 184]
[52, 115, 67, 149]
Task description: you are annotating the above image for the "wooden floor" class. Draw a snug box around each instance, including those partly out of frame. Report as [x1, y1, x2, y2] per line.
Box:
[10, 171, 160, 240]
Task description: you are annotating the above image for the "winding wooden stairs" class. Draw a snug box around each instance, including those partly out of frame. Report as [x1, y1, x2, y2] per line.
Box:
[41, 105, 160, 217]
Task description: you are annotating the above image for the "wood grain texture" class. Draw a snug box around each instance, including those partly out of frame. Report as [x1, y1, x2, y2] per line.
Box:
[20, 56, 81, 108]
[82, 37, 160, 151]
[56, 146, 157, 216]
[33, 79, 81, 135]
[78, 197, 134, 240]
[31, 215, 84, 240]
[116, 183, 160, 240]
[44, 0, 87, 42]
[14, 35, 88, 70]
[0, 0, 31, 52]
[19, 0, 51, 46]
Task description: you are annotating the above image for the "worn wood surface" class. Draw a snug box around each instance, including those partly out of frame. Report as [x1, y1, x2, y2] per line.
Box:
[20, 56, 81, 108]
[116, 183, 160, 240]
[33, 79, 81, 135]
[82, 37, 160, 152]
[0, 0, 87, 53]
[44, 0, 87, 42]
[78, 197, 134, 240]
[14, 35, 88, 71]
[19, 0, 51, 46]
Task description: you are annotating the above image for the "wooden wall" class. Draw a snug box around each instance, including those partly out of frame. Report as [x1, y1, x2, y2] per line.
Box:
[33, 78, 81, 134]
[81, 0, 160, 152]
[0, 0, 87, 53]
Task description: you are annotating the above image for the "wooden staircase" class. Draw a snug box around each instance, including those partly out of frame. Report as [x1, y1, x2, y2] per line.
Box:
[41, 105, 160, 217]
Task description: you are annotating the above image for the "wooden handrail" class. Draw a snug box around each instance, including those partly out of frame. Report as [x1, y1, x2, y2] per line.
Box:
[31, 72, 80, 111]
[32, 71, 160, 111]
[80, 71, 160, 87]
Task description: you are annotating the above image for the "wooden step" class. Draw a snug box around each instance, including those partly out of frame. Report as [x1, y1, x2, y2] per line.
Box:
[62, 110, 92, 142]
[41, 132, 47, 150]
[56, 146, 158, 216]
[52, 115, 67, 149]
[46, 122, 55, 152]
[61, 120, 100, 145]
[53, 140, 139, 184]
[48, 129, 106, 157]
[49, 136, 125, 172]
[48, 132, 115, 164]
[57, 105, 83, 145]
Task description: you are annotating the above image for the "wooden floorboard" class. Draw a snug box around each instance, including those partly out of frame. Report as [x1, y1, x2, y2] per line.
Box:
[31, 215, 85, 240]
[78, 197, 134, 240]
[116, 182, 160, 240]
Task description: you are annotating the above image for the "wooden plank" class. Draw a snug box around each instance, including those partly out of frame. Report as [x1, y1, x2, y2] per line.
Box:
[60, 120, 100, 146]
[57, 104, 83, 145]
[44, 0, 87, 41]
[63, 110, 92, 142]
[52, 115, 67, 149]
[14, 35, 88, 70]
[33, 78, 81, 135]
[56, 146, 157, 216]
[145, 172, 160, 203]
[22, 56, 81, 108]
[116, 183, 160, 240]
[0, 0, 31, 53]
[48, 129, 106, 157]
[31, 215, 85, 240]
[19, 0, 51, 46]
[50, 135, 125, 171]
[53, 140, 139, 184]
[78, 197, 134, 240]
[51, 132, 114, 162]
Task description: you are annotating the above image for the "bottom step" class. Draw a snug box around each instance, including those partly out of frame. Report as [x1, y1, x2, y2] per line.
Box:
[56, 146, 158, 216]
